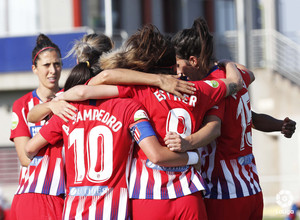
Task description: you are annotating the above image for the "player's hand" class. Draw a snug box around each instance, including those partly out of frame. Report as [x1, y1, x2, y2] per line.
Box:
[158, 74, 195, 100]
[49, 100, 78, 123]
[164, 131, 192, 152]
[281, 117, 296, 138]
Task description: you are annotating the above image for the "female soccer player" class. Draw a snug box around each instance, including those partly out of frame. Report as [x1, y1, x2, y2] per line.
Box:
[10, 34, 65, 219]
[171, 17, 262, 220]
[27, 33, 194, 124]
[166, 17, 296, 220]
[24, 48, 202, 220]
[24, 31, 201, 219]
[54, 24, 245, 219]
[27, 33, 115, 123]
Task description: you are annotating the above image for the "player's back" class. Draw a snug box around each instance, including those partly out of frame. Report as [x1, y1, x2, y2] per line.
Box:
[205, 67, 252, 158]
[201, 67, 261, 199]
[117, 80, 227, 200]
[118, 80, 226, 145]
[62, 98, 143, 219]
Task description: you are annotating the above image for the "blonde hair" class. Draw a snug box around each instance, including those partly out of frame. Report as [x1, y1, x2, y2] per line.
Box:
[100, 24, 176, 74]
[64, 33, 114, 90]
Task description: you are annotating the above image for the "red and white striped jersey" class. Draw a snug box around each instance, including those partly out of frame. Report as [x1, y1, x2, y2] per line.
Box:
[40, 98, 151, 219]
[118, 79, 227, 199]
[10, 90, 65, 196]
[199, 66, 261, 199]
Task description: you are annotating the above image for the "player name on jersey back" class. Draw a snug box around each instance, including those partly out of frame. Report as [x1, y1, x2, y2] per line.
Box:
[72, 109, 122, 132]
[153, 90, 197, 107]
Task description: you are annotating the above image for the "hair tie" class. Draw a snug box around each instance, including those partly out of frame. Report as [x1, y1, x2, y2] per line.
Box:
[33, 47, 56, 64]
[86, 61, 90, 68]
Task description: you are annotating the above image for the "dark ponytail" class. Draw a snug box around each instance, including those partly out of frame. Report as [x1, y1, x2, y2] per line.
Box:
[192, 18, 215, 74]
[64, 62, 93, 91]
[172, 17, 216, 74]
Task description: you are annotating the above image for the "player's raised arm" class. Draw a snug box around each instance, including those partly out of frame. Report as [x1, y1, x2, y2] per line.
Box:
[88, 68, 196, 100]
[218, 61, 243, 97]
[56, 84, 119, 102]
[27, 100, 77, 123]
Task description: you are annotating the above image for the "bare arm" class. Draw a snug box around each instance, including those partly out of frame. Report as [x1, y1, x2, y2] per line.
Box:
[219, 62, 243, 97]
[88, 68, 196, 99]
[139, 136, 199, 167]
[24, 133, 49, 160]
[13, 136, 32, 166]
[27, 100, 78, 123]
[217, 60, 255, 85]
[164, 115, 221, 152]
[56, 84, 119, 102]
[252, 111, 296, 138]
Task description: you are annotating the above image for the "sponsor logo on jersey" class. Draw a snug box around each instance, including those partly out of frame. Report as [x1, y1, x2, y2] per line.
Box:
[11, 112, 19, 130]
[134, 110, 149, 122]
[30, 125, 42, 137]
[69, 186, 109, 196]
[146, 159, 189, 172]
[29, 156, 43, 166]
[238, 153, 254, 166]
[204, 80, 219, 88]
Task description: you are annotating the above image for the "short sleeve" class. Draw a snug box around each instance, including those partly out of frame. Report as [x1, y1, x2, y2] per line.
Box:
[196, 79, 227, 110]
[10, 99, 30, 141]
[240, 68, 251, 88]
[117, 85, 134, 98]
[39, 115, 64, 145]
[205, 99, 225, 122]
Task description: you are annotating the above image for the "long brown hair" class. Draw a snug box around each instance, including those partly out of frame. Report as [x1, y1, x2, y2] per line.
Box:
[100, 24, 176, 75]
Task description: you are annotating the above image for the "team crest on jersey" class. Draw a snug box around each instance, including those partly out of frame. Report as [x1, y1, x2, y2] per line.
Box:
[204, 80, 219, 88]
[134, 110, 149, 122]
[11, 112, 19, 130]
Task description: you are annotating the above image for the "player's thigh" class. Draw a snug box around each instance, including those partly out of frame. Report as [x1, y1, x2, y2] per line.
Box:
[175, 191, 207, 220]
[131, 198, 173, 220]
[9, 194, 20, 220]
[205, 192, 263, 220]
[131, 191, 207, 220]
[15, 193, 64, 220]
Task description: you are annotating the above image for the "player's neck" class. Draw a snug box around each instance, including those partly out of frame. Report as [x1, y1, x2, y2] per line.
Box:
[36, 86, 59, 102]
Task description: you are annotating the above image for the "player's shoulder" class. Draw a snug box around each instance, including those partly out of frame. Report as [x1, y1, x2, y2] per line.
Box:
[193, 79, 224, 89]
[112, 97, 143, 108]
[13, 90, 35, 106]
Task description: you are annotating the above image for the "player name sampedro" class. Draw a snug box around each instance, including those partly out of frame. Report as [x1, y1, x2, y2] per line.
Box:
[73, 109, 122, 132]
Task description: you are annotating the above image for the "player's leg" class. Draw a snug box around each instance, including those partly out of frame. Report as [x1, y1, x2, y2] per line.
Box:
[15, 193, 64, 220]
[205, 192, 263, 220]
[131, 198, 173, 220]
[249, 191, 264, 220]
[175, 191, 207, 220]
[9, 194, 20, 220]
